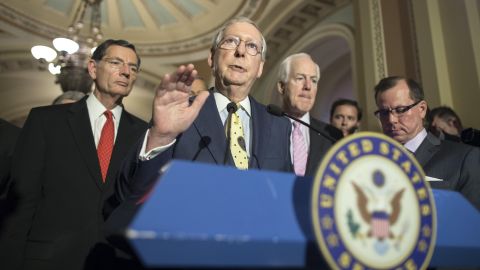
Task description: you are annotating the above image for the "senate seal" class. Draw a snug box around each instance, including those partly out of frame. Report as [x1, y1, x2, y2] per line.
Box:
[311, 132, 436, 270]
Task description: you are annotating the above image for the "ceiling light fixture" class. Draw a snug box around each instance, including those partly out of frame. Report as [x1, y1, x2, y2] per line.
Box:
[30, 0, 103, 93]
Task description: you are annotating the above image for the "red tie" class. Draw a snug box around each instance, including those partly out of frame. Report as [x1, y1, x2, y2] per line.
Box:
[97, 111, 114, 182]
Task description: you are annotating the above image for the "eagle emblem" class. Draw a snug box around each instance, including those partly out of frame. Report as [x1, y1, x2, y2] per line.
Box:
[311, 132, 436, 270]
[349, 170, 406, 255]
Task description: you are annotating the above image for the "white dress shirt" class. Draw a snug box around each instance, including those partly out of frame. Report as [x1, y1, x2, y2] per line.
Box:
[86, 94, 122, 147]
[404, 128, 428, 153]
[214, 91, 251, 156]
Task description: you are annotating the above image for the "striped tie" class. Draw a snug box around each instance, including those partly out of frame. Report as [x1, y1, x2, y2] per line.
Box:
[292, 122, 307, 176]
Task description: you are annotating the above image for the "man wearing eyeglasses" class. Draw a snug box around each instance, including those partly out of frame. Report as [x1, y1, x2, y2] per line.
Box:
[374, 76, 480, 211]
[112, 17, 291, 207]
[0, 39, 148, 269]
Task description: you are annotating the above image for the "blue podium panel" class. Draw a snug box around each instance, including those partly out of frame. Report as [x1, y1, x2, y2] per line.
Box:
[127, 161, 311, 268]
[127, 161, 480, 269]
[430, 190, 480, 268]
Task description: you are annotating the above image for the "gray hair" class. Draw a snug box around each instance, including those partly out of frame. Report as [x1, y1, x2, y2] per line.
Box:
[211, 16, 267, 60]
[277, 53, 320, 83]
[52, 91, 86, 105]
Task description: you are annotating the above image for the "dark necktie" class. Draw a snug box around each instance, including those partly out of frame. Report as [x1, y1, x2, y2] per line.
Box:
[97, 110, 114, 182]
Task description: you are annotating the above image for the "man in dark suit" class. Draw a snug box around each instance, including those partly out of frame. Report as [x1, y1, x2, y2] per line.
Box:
[0, 119, 20, 198]
[0, 39, 148, 269]
[374, 76, 480, 211]
[0, 119, 21, 233]
[276, 53, 342, 177]
[114, 17, 292, 204]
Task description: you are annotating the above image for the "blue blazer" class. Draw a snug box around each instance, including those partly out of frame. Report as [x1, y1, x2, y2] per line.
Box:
[116, 93, 292, 202]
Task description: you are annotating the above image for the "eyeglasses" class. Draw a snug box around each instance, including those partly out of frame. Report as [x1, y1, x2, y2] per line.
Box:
[218, 36, 262, 56]
[100, 57, 139, 74]
[374, 100, 422, 119]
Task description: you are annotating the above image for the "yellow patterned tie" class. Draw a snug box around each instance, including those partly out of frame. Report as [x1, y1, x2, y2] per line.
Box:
[228, 105, 249, 169]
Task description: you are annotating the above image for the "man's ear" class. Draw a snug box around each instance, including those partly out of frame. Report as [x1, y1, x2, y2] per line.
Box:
[419, 100, 428, 118]
[87, 59, 97, 80]
[277, 81, 285, 95]
[256, 60, 264, 78]
[207, 50, 214, 69]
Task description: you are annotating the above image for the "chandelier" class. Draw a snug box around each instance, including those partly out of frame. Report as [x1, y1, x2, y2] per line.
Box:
[30, 0, 103, 93]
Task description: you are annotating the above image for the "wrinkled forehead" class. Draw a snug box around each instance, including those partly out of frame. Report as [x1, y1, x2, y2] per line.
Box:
[290, 57, 318, 75]
[223, 22, 262, 42]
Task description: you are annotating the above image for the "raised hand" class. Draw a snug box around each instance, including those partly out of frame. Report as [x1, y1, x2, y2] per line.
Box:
[146, 64, 209, 151]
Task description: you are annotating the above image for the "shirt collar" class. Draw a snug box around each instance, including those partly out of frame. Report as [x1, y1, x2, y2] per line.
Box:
[404, 128, 428, 152]
[213, 90, 251, 116]
[290, 112, 310, 125]
[86, 93, 123, 120]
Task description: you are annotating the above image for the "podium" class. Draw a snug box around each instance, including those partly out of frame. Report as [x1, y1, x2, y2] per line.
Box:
[127, 161, 480, 269]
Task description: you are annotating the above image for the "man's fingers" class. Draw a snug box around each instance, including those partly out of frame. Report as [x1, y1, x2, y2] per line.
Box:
[156, 64, 197, 95]
[185, 70, 197, 86]
[188, 91, 210, 117]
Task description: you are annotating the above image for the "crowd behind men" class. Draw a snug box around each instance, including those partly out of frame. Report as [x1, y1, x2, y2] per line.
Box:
[0, 16, 479, 270]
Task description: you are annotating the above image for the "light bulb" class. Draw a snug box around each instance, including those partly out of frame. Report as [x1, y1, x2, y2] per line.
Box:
[53, 38, 79, 54]
[31, 45, 57, 62]
[48, 63, 61, 75]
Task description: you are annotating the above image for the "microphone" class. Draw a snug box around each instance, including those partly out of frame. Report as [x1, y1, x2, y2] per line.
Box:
[224, 102, 238, 164]
[266, 104, 337, 142]
[227, 102, 237, 114]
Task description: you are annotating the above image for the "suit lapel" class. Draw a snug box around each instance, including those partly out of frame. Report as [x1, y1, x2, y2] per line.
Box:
[192, 94, 228, 164]
[414, 133, 441, 167]
[249, 98, 271, 168]
[307, 121, 322, 172]
[68, 99, 103, 190]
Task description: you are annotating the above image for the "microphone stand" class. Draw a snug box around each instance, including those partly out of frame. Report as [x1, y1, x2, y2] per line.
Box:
[224, 102, 237, 165]
[267, 104, 338, 142]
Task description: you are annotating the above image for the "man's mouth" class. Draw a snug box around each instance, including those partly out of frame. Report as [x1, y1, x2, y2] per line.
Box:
[116, 81, 128, 87]
[229, 65, 246, 72]
[298, 95, 311, 100]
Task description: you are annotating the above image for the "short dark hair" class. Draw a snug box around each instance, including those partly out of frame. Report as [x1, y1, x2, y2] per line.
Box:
[374, 76, 424, 102]
[428, 106, 463, 130]
[330, 98, 362, 121]
[91, 39, 141, 67]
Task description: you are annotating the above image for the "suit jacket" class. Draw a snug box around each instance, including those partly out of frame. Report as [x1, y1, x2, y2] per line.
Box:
[0, 119, 20, 197]
[415, 132, 480, 210]
[305, 117, 343, 177]
[0, 98, 148, 270]
[116, 93, 292, 202]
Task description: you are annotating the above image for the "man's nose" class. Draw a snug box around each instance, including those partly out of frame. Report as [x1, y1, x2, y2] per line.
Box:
[119, 64, 131, 77]
[235, 40, 246, 56]
[386, 111, 398, 123]
[304, 78, 312, 90]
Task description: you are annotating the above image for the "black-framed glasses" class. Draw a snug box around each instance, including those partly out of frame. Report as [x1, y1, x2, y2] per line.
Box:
[100, 57, 139, 74]
[218, 36, 262, 56]
[374, 100, 422, 119]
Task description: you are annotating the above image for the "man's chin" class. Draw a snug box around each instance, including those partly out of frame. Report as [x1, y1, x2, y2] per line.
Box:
[388, 132, 407, 143]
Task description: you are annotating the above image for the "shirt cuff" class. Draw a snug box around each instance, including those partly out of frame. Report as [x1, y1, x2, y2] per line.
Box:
[138, 129, 176, 161]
